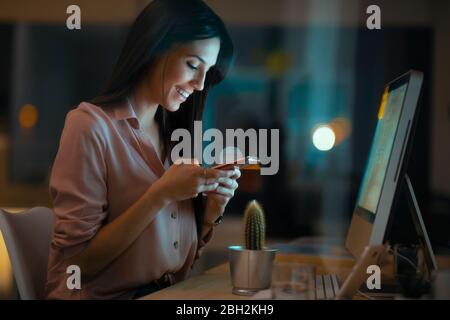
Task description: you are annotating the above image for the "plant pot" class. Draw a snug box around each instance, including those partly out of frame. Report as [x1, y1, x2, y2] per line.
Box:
[228, 245, 278, 296]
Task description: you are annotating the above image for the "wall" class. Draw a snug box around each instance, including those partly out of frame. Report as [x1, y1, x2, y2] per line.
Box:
[0, 0, 447, 197]
[431, 0, 450, 196]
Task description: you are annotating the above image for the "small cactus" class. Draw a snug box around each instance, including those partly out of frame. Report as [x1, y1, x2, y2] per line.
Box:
[243, 200, 266, 250]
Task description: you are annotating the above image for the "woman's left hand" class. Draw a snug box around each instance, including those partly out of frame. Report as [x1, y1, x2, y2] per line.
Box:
[204, 167, 241, 224]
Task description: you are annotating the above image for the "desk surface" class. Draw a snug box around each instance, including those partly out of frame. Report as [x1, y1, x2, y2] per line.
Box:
[140, 252, 357, 300]
[140, 245, 450, 300]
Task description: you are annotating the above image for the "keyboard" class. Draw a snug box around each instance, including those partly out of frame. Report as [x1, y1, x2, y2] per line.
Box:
[315, 274, 340, 300]
[251, 273, 341, 300]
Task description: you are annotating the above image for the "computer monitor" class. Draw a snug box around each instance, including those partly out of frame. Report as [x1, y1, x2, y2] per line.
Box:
[345, 70, 436, 273]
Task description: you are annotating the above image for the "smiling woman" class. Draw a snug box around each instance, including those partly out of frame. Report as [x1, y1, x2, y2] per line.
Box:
[45, 0, 237, 300]
[142, 37, 221, 113]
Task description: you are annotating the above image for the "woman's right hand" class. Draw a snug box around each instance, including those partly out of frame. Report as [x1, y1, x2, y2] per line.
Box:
[151, 160, 235, 205]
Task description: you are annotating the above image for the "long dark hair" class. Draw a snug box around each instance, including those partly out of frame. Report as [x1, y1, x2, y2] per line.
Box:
[91, 0, 234, 237]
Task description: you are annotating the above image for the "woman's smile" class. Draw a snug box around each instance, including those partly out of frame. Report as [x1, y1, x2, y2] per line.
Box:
[175, 86, 191, 102]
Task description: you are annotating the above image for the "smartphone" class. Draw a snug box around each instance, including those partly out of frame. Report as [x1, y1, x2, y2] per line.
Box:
[211, 156, 260, 170]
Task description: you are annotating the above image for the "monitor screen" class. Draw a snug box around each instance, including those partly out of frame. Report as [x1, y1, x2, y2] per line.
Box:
[346, 70, 424, 258]
[357, 83, 408, 215]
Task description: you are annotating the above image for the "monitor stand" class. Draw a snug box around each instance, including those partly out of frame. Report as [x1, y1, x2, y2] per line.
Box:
[404, 174, 438, 275]
[360, 174, 437, 298]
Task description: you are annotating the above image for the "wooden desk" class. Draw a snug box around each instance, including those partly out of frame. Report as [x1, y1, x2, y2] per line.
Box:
[140, 252, 357, 300]
[140, 246, 450, 300]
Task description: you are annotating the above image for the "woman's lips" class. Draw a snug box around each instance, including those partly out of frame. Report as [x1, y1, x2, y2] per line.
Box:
[175, 86, 191, 102]
[175, 89, 187, 102]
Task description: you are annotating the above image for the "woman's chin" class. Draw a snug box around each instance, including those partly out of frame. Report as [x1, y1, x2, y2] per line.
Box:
[162, 103, 181, 112]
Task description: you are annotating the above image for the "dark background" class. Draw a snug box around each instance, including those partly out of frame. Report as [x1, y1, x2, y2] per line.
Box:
[0, 23, 447, 250]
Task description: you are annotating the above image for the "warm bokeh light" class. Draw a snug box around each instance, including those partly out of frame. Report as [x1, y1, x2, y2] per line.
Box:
[18, 104, 38, 129]
[312, 125, 336, 151]
[0, 231, 14, 298]
[265, 51, 292, 77]
[329, 117, 352, 145]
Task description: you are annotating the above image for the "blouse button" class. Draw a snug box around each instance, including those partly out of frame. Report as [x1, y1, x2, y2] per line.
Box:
[173, 241, 179, 249]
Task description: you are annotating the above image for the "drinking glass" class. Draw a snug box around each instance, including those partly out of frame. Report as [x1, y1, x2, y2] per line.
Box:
[271, 262, 315, 300]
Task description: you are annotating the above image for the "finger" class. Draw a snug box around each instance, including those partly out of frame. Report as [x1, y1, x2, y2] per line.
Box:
[217, 177, 232, 188]
[174, 158, 200, 165]
[231, 167, 241, 179]
[198, 183, 219, 193]
[216, 169, 236, 178]
[215, 186, 234, 197]
[217, 177, 239, 190]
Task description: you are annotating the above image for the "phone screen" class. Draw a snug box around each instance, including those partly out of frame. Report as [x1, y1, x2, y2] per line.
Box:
[211, 156, 260, 170]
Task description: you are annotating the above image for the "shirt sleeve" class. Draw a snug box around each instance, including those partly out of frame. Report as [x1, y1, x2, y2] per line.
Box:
[49, 108, 108, 258]
[194, 227, 214, 261]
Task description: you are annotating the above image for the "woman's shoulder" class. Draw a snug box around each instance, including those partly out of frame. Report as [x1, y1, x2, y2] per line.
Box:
[65, 102, 111, 133]
[67, 101, 109, 122]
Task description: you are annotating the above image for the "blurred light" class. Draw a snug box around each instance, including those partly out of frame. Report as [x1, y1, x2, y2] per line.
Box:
[266, 51, 292, 77]
[0, 232, 14, 298]
[312, 125, 335, 151]
[329, 117, 352, 145]
[19, 104, 38, 129]
[0, 134, 9, 150]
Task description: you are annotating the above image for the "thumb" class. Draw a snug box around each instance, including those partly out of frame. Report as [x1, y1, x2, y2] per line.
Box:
[174, 158, 200, 165]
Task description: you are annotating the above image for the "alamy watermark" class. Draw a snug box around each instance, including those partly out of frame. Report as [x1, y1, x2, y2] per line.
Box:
[366, 264, 381, 290]
[66, 265, 81, 290]
[366, 5, 381, 30]
[170, 121, 280, 175]
[66, 5, 81, 30]
[67, 4, 381, 31]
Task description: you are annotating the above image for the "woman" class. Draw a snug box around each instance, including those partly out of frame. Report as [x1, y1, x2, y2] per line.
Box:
[45, 0, 239, 299]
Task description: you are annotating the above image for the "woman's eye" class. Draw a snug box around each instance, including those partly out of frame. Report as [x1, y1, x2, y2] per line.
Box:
[186, 62, 198, 70]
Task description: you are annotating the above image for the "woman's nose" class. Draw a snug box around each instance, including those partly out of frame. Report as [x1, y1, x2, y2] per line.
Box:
[191, 72, 206, 91]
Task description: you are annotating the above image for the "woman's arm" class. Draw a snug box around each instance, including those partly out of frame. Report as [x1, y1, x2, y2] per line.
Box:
[63, 164, 233, 281]
[200, 200, 221, 239]
[65, 182, 167, 280]
[200, 169, 241, 239]
[52, 109, 169, 280]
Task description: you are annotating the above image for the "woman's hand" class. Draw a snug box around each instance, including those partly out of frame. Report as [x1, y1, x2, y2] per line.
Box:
[203, 167, 241, 225]
[151, 160, 235, 205]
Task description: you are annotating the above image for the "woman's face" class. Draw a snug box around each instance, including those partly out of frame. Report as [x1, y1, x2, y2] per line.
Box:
[147, 37, 221, 112]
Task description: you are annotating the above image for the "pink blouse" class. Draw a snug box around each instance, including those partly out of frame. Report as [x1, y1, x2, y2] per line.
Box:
[45, 102, 212, 299]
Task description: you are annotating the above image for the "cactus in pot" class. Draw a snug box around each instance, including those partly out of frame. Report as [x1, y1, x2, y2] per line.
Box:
[228, 200, 277, 295]
[244, 200, 265, 250]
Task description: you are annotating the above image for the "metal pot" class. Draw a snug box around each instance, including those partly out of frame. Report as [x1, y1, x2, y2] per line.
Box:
[228, 245, 278, 295]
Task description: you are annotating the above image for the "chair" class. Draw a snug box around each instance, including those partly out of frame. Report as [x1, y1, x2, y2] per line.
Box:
[0, 207, 54, 300]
